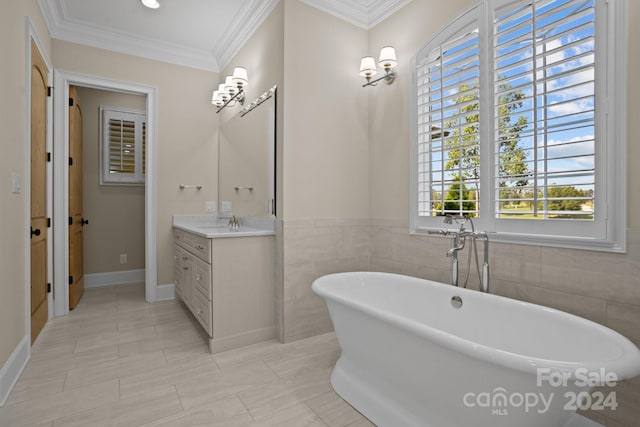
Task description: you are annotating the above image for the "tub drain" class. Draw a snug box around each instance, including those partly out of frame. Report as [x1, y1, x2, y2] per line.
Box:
[451, 296, 463, 308]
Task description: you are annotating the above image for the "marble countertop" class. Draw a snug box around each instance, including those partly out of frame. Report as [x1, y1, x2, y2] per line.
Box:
[172, 215, 276, 239]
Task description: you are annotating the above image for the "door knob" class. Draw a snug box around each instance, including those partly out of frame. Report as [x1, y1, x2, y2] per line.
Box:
[30, 227, 41, 238]
[81, 218, 89, 226]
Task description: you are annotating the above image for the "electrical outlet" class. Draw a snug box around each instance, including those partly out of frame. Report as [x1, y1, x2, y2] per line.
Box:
[205, 201, 216, 213]
[120, 254, 127, 264]
[221, 201, 232, 215]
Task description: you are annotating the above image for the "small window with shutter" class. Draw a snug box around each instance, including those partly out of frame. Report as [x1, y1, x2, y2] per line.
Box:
[100, 107, 146, 185]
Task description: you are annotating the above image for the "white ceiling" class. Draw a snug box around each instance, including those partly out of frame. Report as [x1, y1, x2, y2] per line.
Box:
[38, 0, 411, 72]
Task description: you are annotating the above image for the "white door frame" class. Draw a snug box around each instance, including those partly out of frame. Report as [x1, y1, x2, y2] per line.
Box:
[52, 70, 158, 315]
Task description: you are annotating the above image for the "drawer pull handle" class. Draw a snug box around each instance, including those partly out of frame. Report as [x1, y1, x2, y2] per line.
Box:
[195, 245, 204, 250]
[183, 267, 189, 271]
[183, 256, 188, 260]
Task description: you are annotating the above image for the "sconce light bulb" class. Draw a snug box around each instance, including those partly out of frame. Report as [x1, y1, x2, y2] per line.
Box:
[359, 56, 377, 78]
[211, 90, 224, 107]
[379, 46, 397, 69]
[224, 76, 236, 96]
[232, 66, 248, 88]
[218, 83, 230, 101]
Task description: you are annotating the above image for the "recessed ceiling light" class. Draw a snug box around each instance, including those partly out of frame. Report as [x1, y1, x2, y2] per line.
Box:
[141, 0, 160, 9]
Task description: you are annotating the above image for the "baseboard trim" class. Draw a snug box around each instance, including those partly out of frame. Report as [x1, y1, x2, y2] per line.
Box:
[209, 326, 276, 354]
[84, 269, 145, 288]
[0, 335, 30, 407]
[155, 283, 175, 301]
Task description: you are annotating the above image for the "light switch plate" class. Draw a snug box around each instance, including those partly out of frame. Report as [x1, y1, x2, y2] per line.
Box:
[221, 201, 232, 215]
[205, 201, 216, 213]
[11, 173, 21, 194]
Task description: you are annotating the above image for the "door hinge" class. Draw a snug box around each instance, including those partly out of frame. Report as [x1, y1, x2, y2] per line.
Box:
[47, 152, 51, 162]
[68, 216, 73, 225]
[68, 157, 73, 166]
[47, 86, 52, 97]
[47, 217, 51, 228]
[69, 97, 74, 107]
[69, 275, 73, 285]
[47, 283, 51, 293]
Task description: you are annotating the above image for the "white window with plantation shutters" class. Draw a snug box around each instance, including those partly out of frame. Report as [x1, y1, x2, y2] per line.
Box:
[414, 5, 482, 220]
[100, 107, 146, 185]
[411, 0, 627, 252]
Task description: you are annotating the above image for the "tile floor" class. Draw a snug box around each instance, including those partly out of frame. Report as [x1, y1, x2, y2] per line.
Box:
[0, 283, 373, 427]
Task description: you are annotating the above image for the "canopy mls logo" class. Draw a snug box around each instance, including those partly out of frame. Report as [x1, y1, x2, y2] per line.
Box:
[462, 368, 619, 416]
[463, 387, 554, 415]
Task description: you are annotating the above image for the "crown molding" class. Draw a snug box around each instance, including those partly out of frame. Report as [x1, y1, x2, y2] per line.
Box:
[37, 0, 408, 72]
[38, 0, 279, 72]
[39, 0, 219, 71]
[301, 0, 412, 29]
[367, 0, 413, 28]
[213, 0, 281, 71]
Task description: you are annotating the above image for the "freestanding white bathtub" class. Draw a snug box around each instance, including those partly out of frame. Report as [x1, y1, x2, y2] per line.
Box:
[312, 272, 640, 427]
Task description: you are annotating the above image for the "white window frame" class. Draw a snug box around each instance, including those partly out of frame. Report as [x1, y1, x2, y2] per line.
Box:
[410, 0, 627, 252]
[100, 106, 146, 186]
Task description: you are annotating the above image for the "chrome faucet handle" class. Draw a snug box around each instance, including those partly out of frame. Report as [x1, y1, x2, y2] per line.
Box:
[228, 215, 240, 230]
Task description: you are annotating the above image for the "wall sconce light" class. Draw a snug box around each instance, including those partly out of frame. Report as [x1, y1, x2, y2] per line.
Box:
[211, 66, 249, 113]
[141, 0, 160, 9]
[360, 46, 397, 87]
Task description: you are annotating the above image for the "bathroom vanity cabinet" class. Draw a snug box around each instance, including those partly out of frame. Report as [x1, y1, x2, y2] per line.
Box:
[173, 228, 275, 353]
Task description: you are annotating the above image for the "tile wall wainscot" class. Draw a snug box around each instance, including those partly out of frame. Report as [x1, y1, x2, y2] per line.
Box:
[282, 219, 371, 343]
[369, 219, 640, 427]
[275, 220, 284, 342]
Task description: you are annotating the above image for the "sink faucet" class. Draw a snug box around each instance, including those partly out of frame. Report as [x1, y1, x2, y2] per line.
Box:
[228, 215, 240, 231]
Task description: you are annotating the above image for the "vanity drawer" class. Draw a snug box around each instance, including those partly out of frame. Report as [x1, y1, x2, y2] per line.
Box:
[174, 229, 211, 263]
[193, 257, 212, 300]
[192, 289, 213, 336]
[190, 233, 211, 262]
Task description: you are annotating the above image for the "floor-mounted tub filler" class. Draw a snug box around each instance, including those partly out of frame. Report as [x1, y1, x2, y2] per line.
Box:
[312, 272, 640, 427]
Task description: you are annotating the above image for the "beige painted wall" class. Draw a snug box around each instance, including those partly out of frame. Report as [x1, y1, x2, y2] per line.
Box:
[218, 1, 285, 341]
[52, 41, 219, 286]
[218, 0, 284, 218]
[282, 0, 369, 220]
[0, 1, 51, 369]
[368, 0, 472, 221]
[75, 87, 146, 275]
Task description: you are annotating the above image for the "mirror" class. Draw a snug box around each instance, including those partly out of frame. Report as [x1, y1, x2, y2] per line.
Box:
[218, 85, 276, 217]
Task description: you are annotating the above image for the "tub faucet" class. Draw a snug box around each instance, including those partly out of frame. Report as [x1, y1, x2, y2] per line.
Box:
[427, 215, 490, 293]
[446, 224, 467, 257]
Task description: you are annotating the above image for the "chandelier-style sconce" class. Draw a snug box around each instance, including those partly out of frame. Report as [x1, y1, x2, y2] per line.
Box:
[211, 67, 249, 113]
[360, 46, 397, 87]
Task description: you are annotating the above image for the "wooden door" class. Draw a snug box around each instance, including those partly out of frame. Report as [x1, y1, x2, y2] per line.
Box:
[30, 41, 49, 343]
[69, 86, 85, 309]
